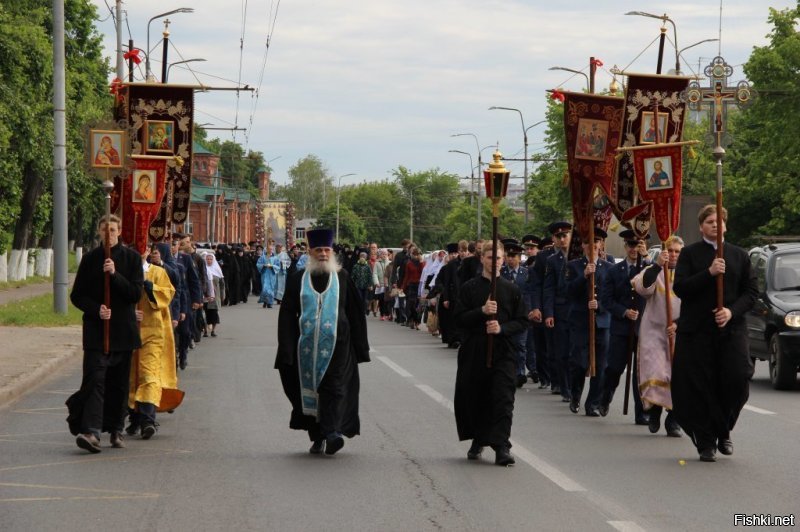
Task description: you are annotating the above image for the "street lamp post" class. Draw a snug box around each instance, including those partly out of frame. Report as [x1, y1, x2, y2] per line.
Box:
[625, 11, 679, 74]
[448, 149, 474, 205]
[675, 38, 719, 75]
[408, 185, 425, 244]
[489, 107, 547, 225]
[145, 8, 194, 82]
[548, 66, 590, 92]
[165, 58, 206, 82]
[451, 133, 483, 238]
[335, 173, 356, 243]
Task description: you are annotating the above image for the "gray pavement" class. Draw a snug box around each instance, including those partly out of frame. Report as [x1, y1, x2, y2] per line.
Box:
[0, 275, 81, 408]
[0, 296, 798, 530]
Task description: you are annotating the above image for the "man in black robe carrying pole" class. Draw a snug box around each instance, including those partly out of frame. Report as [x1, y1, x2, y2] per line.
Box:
[275, 228, 370, 455]
[672, 205, 757, 462]
[454, 241, 527, 466]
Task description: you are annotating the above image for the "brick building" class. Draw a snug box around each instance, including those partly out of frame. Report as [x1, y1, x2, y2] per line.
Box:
[182, 142, 270, 244]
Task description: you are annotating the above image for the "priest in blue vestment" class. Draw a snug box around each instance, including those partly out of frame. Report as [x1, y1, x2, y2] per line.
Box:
[275, 229, 370, 455]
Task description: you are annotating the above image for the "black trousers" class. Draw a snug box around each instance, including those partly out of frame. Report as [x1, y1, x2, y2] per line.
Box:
[78, 349, 132, 436]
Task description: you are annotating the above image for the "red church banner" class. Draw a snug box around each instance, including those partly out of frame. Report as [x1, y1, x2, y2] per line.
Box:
[119, 157, 169, 254]
[631, 143, 683, 242]
[561, 91, 624, 240]
[612, 73, 690, 236]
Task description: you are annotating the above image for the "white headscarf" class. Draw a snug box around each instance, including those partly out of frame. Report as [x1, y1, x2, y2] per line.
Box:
[201, 251, 224, 279]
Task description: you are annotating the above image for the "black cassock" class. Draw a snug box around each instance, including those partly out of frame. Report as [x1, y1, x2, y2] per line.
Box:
[437, 258, 460, 345]
[275, 269, 370, 441]
[453, 275, 527, 448]
[672, 240, 757, 451]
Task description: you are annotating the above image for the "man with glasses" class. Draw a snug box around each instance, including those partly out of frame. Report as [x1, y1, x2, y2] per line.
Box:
[542, 222, 574, 402]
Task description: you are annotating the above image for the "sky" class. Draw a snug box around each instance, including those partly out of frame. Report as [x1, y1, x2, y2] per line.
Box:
[89, 0, 795, 187]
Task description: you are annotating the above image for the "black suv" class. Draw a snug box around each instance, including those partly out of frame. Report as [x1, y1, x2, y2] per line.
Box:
[747, 243, 800, 389]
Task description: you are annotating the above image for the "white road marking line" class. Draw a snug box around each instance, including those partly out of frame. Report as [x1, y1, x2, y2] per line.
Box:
[608, 521, 647, 532]
[376, 356, 413, 378]
[744, 404, 776, 416]
[509, 442, 586, 492]
[415, 384, 454, 413]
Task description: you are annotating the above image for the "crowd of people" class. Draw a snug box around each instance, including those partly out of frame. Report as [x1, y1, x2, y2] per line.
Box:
[300, 203, 755, 465]
[66, 204, 756, 467]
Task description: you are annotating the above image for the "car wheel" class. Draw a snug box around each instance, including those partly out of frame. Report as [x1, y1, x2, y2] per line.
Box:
[769, 334, 796, 390]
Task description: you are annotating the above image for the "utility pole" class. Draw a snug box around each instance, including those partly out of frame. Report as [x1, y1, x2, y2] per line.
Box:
[115, 0, 124, 79]
[52, 0, 68, 313]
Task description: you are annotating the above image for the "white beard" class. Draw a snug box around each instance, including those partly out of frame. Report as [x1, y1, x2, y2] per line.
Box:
[306, 255, 341, 275]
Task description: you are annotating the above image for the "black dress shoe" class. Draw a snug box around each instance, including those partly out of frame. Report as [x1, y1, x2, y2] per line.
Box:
[494, 448, 515, 466]
[550, 386, 561, 395]
[325, 433, 345, 455]
[635, 416, 650, 426]
[598, 403, 609, 417]
[569, 398, 580, 413]
[699, 447, 717, 462]
[516, 375, 527, 388]
[528, 372, 540, 384]
[309, 439, 325, 454]
[717, 438, 733, 455]
[585, 408, 600, 417]
[666, 426, 683, 438]
[467, 441, 483, 460]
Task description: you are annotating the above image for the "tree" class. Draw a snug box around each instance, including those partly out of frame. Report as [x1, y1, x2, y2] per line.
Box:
[313, 203, 366, 246]
[444, 200, 524, 243]
[338, 180, 406, 246]
[525, 97, 571, 235]
[282, 155, 333, 220]
[390, 166, 462, 249]
[723, 5, 800, 243]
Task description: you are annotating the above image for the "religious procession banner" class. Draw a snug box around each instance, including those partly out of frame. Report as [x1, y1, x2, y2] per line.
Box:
[631, 143, 683, 242]
[263, 201, 291, 246]
[613, 73, 691, 237]
[561, 91, 624, 240]
[119, 157, 169, 254]
[114, 82, 195, 241]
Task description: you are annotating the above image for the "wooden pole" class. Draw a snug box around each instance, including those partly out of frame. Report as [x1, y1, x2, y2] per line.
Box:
[588, 223, 596, 377]
[713, 141, 725, 311]
[487, 203, 500, 368]
[103, 176, 113, 355]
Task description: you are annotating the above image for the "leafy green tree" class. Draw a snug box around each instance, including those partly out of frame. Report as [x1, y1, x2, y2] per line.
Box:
[724, 4, 800, 243]
[338, 180, 406, 246]
[313, 203, 366, 246]
[444, 200, 524, 243]
[283, 155, 334, 219]
[526, 97, 570, 235]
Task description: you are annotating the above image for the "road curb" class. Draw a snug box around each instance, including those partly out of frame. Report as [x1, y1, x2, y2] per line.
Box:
[0, 345, 82, 409]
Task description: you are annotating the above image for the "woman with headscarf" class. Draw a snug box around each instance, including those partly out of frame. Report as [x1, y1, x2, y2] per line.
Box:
[201, 251, 224, 337]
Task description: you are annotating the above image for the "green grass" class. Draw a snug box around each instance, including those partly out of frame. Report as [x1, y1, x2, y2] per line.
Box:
[0, 293, 82, 327]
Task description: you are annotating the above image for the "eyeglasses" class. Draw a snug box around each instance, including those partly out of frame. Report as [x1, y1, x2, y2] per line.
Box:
[554, 233, 570, 239]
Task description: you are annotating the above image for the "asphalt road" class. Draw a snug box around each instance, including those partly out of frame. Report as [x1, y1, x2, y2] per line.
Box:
[1, 299, 798, 531]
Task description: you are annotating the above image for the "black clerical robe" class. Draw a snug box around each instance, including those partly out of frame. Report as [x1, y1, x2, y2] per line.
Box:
[437, 258, 461, 345]
[275, 268, 370, 441]
[453, 275, 527, 448]
[672, 240, 757, 451]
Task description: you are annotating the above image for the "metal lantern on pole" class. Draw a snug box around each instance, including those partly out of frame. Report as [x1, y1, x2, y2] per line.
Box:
[483, 149, 510, 368]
